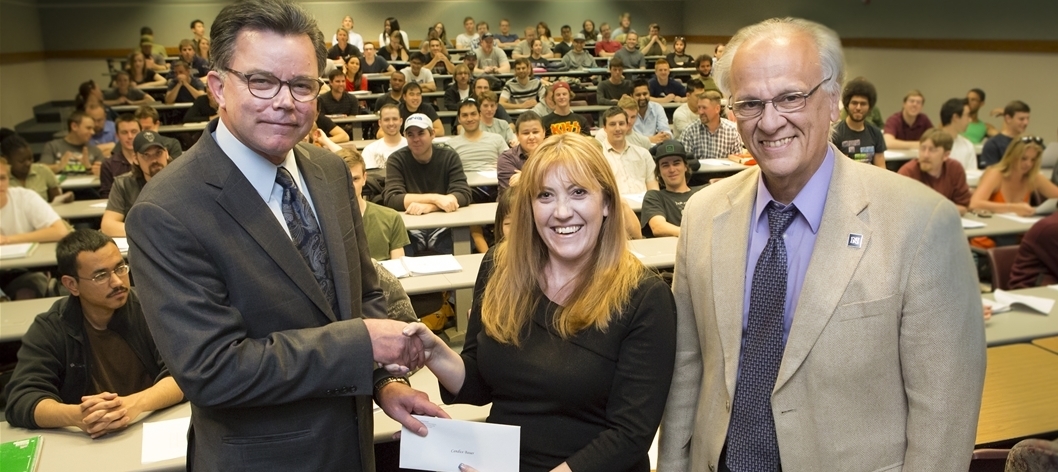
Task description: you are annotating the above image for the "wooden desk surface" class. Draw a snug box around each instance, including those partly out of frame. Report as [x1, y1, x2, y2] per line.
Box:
[1031, 335, 1058, 354]
[977, 343, 1058, 445]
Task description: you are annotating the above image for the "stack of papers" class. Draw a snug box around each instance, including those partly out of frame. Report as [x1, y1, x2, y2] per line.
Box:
[0, 243, 38, 260]
[984, 289, 1056, 315]
[961, 218, 986, 229]
[379, 255, 463, 278]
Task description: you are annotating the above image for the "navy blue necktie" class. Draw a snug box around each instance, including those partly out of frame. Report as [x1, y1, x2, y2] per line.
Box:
[276, 167, 339, 318]
[726, 201, 798, 472]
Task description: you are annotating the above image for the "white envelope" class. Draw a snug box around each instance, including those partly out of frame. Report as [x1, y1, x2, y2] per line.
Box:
[400, 415, 520, 472]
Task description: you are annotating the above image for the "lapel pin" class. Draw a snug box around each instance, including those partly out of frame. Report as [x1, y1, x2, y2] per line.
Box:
[847, 233, 863, 249]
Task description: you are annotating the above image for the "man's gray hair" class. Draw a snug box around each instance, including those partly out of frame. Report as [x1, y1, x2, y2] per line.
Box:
[714, 18, 844, 100]
[210, 0, 328, 76]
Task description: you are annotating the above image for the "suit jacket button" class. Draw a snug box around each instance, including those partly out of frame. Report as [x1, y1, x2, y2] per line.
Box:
[726, 401, 731, 411]
[709, 465, 716, 472]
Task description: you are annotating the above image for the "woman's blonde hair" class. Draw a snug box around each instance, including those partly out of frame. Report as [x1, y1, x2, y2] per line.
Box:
[481, 133, 645, 345]
[994, 138, 1045, 183]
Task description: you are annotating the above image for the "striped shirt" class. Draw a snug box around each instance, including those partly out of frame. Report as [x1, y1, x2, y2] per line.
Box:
[679, 118, 743, 160]
[501, 78, 544, 104]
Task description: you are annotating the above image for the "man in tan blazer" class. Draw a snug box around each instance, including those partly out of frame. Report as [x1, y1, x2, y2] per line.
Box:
[658, 18, 986, 472]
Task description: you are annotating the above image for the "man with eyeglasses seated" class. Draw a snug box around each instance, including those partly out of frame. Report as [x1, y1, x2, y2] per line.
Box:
[4, 229, 184, 438]
[100, 131, 170, 237]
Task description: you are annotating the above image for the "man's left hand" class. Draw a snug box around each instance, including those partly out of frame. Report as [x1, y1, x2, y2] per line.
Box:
[376, 382, 451, 437]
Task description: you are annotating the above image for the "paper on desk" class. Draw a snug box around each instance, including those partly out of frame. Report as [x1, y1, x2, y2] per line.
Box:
[699, 159, 733, 167]
[113, 237, 130, 253]
[1049, 284, 1058, 292]
[141, 416, 190, 463]
[400, 415, 519, 472]
[961, 218, 986, 229]
[995, 213, 1043, 225]
[623, 192, 645, 204]
[90, 201, 108, 208]
[477, 170, 498, 179]
[62, 175, 96, 186]
[990, 289, 1055, 315]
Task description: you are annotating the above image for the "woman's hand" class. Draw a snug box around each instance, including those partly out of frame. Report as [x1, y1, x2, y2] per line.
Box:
[385, 322, 444, 375]
[1009, 202, 1034, 216]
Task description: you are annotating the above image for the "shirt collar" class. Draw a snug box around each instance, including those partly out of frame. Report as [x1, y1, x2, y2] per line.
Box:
[751, 145, 835, 235]
[214, 118, 298, 203]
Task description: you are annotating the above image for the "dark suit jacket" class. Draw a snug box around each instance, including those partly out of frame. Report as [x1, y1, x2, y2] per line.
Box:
[127, 119, 387, 472]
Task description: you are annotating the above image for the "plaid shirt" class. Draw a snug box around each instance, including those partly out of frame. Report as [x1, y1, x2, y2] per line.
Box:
[679, 118, 743, 160]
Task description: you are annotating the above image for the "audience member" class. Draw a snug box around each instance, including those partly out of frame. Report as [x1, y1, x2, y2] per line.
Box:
[178, 39, 210, 78]
[530, 83, 556, 117]
[314, 113, 350, 144]
[448, 99, 510, 172]
[139, 27, 168, 59]
[498, 111, 544, 190]
[641, 140, 704, 237]
[164, 61, 206, 104]
[638, 23, 667, 56]
[137, 36, 168, 72]
[361, 43, 395, 75]
[473, 77, 511, 120]
[343, 55, 368, 91]
[333, 15, 365, 51]
[40, 111, 105, 175]
[553, 25, 574, 57]
[600, 106, 657, 194]
[479, 91, 517, 147]
[500, 59, 545, 109]
[648, 60, 687, 103]
[580, 19, 600, 41]
[126, 51, 166, 87]
[832, 78, 886, 167]
[560, 34, 595, 70]
[101, 131, 171, 237]
[190, 19, 208, 56]
[939, 97, 978, 171]
[183, 87, 219, 123]
[99, 114, 142, 198]
[380, 30, 410, 62]
[541, 82, 591, 136]
[75, 80, 103, 112]
[4, 229, 183, 436]
[712, 42, 725, 60]
[373, 72, 405, 112]
[444, 64, 473, 111]
[631, 79, 672, 143]
[424, 38, 455, 75]
[980, 100, 1031, 169]
[133, 106, 183, 158]
[527, 39, 551, 70]
[597, 58, 633, 106]
[971, 137, 1058, 216]
[672, 79, 705, 139]
[612, 32, 645, 69]
[694, 54, 720, 95]
[320, 69, 360, 116]
[666, 37, 695, 68]
[361, 104, 407, 170]
[680, 90, 742, 160]
[400, 53, 436, 92]
[195, 37, 211, 61]
[103, 71, 155, 106]
[85, 103, 117, 156]
[456, 17, 480, 50]
[383, 114, 471, 253]
[379, 17, 410, 49]
[595, 23, 621, 57]
[495, 19, 520, 46]
[595, 95, 653, 150]
[1009, 212, 1058, 289]
[884, 90, 933, 149]
[963, 88, 997, 144]
[397, 82, 443, 136]
[512, 27, 551, 59]
[0, 157, 70, 246]
[397, 132, 674, 472]
[2, 129, 65, 202]
[536, 23, 555, 53]
[475, 33, 511, 74]
[611, 12, 636, 42]
[897, 128, 972, 214]
[327, 28, 361, 71]
[339, 149, 409, 261]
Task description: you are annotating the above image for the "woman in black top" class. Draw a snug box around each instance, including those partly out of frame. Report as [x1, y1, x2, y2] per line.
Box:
[379, 30, 409, 62]
[396, 133, 677, 472]
[665, 37, 696, 69]
[528, 39, 550, 70]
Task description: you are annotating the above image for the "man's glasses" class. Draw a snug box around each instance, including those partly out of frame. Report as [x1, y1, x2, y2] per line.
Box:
[78, 263, 131, 285]
[731, 76, 831, 120]
[224, 68, 322, 103]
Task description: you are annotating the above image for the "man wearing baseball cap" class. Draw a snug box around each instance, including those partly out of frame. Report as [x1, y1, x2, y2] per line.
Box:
[540, 81, 591, 137]
[561, 33, 596, 70]
[101, 130, 170, 237]
[382, 113, 471, 254]
[475, 32, 511, 75]
[641, 139, 705, 237]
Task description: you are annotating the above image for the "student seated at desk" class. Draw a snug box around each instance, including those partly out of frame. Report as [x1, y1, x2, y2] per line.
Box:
[99, 114, 142, 198]
[2, 129, 68, 203]
[133, 106, 183, 159]
[1009, 212, 1058, 289]
[164, 61, 206, 105]
[102, 71, 155, 107]
[641, 140, 704, 238]
[4, 230, 184, 437]
[970, 137, 1058, 217]
[448, 98, 509, 172]
[101, 131, 171, 237]
[0, 158, 71, 300]
[86, 102, 117, 157]
[40, 111, 106, 176]
[897, 129, 972, 215]
[394, 82, 443, 137]
[182, 87, 219, 124]
[382, 114, 471, 254]
[361, 104, 407, 170]
[498, 111, 545, 191]
[340, 149, 409, 261]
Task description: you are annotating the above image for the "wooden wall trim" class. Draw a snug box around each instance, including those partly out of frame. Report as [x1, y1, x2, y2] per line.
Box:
[1, 47, 180, 65]
[683, 35, 1058, 53]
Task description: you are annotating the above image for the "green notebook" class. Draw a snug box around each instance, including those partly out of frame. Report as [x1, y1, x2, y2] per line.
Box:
[0, 435, 43, 472]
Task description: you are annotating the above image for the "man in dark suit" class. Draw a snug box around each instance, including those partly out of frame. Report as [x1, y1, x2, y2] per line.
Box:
[126, 1, 445, 470]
